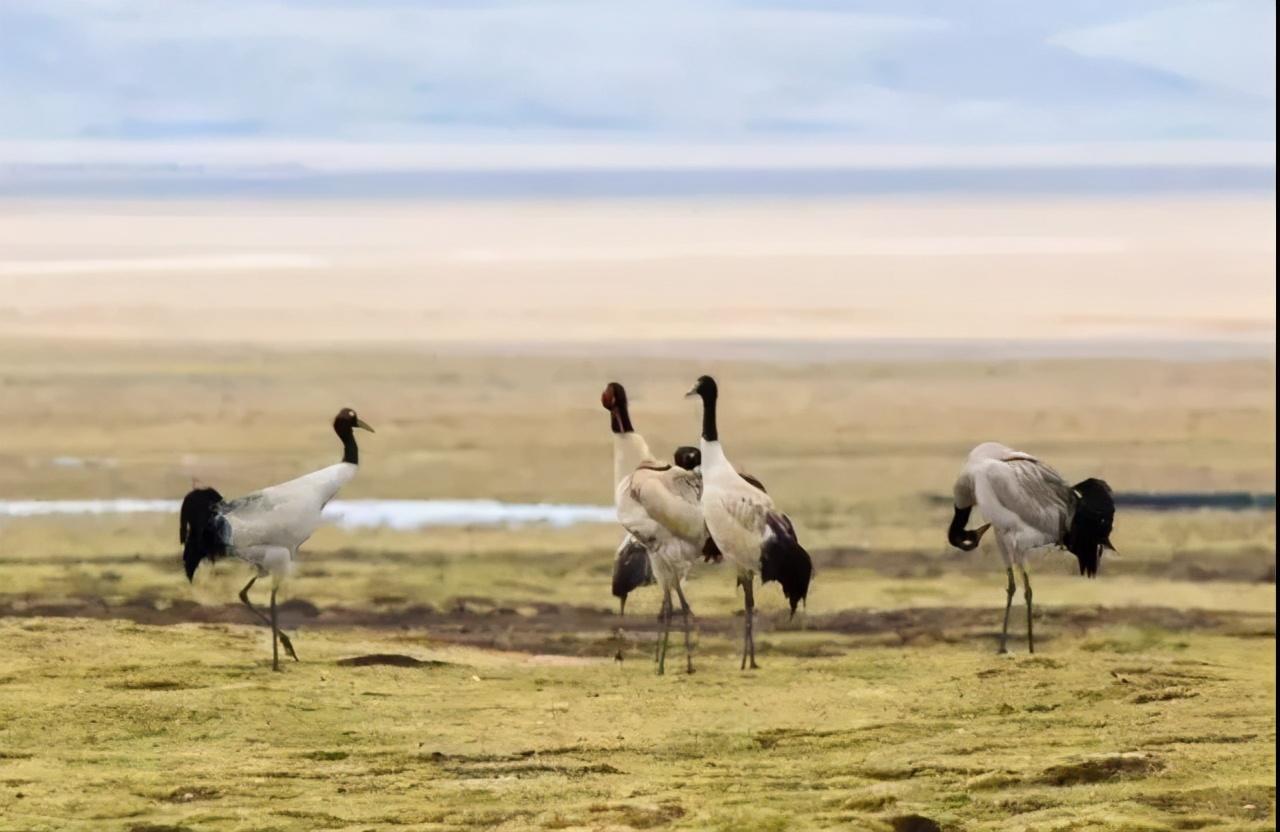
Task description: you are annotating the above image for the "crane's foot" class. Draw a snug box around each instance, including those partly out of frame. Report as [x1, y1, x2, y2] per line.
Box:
[278, 633, 299, 662]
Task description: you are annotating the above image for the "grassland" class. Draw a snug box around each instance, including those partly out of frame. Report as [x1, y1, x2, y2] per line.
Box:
[0, 341, 1275, 831]
[1, 620, 1274, 832]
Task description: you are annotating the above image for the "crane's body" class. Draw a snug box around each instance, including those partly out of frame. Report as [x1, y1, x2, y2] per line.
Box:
[949, 441, 1115, 653]
[179, 408, 373, 670]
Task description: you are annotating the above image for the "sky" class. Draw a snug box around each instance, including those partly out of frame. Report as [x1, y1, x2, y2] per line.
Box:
[0, 0, 1274, 157]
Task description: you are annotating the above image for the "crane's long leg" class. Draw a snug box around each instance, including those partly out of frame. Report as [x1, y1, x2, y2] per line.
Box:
[998, 567, 1016, 654]
[657, 588, 673, 675]
[653, 593, 664, 664]
[674, 583, 695, 674]
[741, 574, 759, 671]
[613, 595, 627, 663]
[1020, 566, 1034, 654]
[269, 587, 281, 672]
[238, 577, 298, 663]
[652, 582, 663, 664]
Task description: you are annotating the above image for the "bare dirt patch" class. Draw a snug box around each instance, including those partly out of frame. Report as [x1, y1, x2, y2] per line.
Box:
[1038, 752, 1164, 786]
[0, 596, 1271, 657]
[816, 545, 1276, 584]
[334, 653, 449, 668]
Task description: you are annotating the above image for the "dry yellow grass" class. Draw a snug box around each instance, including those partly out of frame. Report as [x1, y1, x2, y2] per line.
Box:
[0, 620, 1274, 832]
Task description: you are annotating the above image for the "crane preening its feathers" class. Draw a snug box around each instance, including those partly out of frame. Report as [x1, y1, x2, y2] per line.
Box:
[948, 442, 1116, 653]
[603, 382, 716, 674]
[179, 408, 373, 670]
[686, 375, 812, 670]
[610, 446, 707, 615]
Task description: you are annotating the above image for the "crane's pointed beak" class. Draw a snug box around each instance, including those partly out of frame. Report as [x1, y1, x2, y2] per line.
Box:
[684, 386, 699, 398]
[973, 523, 992, 542]
[355, 418, 374, 433]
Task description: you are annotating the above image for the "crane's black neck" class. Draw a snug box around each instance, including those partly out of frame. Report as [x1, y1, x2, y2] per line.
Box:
[611, 398, 634, 434]
[699, 393, 718, 442]
[947, 506, 972, 548]
[336, 423, 359, 465]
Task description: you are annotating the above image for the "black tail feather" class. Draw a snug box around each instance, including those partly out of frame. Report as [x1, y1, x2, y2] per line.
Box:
[611, 537, 654, 612]
[760, 513, 812, 616]
[1066, 478, 1115, 578]
[180, 487, 229, 582]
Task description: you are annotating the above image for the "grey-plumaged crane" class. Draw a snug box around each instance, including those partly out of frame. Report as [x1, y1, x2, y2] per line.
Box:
[948, 441, 1116, 654]
[179, 408, 373, 670]
[603, 383, 715, 674]
[686, 375, 811, 670]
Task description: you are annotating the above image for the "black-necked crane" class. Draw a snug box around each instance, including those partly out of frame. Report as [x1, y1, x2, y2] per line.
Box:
[610, 446, 706, 615]
[179, 408, 374, 670]
[948, 441, 1116, 653]
[685, 375, 811, 670]
[602, 382, 715, 674]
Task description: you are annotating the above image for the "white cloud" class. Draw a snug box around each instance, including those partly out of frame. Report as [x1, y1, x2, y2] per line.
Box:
[1051, 1, 1276, 99]
[0, 0, 1273, 146]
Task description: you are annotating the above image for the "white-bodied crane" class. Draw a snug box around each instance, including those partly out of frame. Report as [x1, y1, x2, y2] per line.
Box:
[685, 375, 811, 670]
[603, 382, 716, 674]
[179, 408, 373, 670]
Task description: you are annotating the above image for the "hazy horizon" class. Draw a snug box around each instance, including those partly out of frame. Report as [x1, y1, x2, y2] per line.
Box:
[2, 196, 1272, 352]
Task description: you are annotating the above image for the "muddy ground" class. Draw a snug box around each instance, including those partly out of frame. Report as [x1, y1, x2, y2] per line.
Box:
[2, 595, 1273, 654]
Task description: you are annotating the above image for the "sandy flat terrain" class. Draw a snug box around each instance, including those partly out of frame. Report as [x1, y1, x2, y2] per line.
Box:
[0, 196, 1273, 348]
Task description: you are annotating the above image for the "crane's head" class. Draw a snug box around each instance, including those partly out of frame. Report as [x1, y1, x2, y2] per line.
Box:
[673, 446, 701, 470]
[601, 382, 626, 412]
[685, 375, 718, 402]
[334, 408, 374, 434]
[947, 506, 990, 551]
[601, 382, 633, 433]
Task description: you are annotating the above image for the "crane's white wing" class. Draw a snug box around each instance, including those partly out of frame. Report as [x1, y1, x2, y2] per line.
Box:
[621, 464, 706, 545]
[222, 463, 357, 552]
[976, 457, 1073, 540]
[705, 472, 780, 560]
